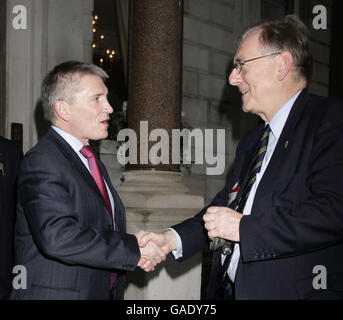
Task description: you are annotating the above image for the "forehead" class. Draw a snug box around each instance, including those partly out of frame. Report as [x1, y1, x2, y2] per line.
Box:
[76, 74, 108, 95]
[235, 29, 263, 61]
[79, 74, 106, 89]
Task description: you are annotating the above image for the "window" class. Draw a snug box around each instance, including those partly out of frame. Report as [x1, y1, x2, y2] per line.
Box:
[92, 0, 128, 140]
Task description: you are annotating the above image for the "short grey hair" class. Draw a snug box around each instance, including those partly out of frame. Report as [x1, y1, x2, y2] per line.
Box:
[41, 61, 109, 122]
[238, 15, 313, 82]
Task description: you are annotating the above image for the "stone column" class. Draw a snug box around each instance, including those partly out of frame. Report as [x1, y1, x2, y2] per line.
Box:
[128, 0, 181, 172]
[118, 0, 204, 299]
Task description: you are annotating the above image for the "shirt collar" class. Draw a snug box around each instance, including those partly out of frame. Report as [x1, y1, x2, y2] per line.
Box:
[266, 90, 302, 140]
[51, 126, 87, 153]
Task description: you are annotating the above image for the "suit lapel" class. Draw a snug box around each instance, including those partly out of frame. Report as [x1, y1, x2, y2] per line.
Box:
[254, 90, 311, 202]
[47, 129, 114, 226]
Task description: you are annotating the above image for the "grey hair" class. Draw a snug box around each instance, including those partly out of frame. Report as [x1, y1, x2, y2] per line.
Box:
[41, 61, 109, 122]
[237, 15, 312, 82]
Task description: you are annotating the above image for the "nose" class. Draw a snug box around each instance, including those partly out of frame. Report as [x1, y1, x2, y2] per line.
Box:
[228, 68, 242, 86]
[104, 98, 113, 114]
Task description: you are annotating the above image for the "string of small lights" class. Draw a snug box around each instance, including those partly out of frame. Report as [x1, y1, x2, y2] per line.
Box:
[92, 13, 116, 68]
[91, 11, 128, 140]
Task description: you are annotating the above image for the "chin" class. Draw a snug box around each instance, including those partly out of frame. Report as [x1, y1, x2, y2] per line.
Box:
[242, 101, 256, 114]
[242, 104, 250, 113]
[102, 131, 109, 140]
[91, 133, 108, 141]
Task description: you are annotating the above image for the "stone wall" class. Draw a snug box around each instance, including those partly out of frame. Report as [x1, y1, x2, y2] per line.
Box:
[181, 0, 261, 204]
[299, 0, 333, 96]
[5, 0, 93, 151]
[181, 0, 333, 205]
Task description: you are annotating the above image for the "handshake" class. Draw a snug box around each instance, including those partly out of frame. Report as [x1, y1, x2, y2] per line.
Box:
[133, 205, 242, 272]
[135, 230, 177, 272]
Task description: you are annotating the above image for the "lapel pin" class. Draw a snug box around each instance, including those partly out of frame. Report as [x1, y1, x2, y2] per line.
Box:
[0, 163, 4, 176]
[285, 141, 289, 149]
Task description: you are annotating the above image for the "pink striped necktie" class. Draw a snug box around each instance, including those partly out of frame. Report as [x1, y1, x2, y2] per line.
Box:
[80, 145, 113, 225]
[80, 145, 117, 289]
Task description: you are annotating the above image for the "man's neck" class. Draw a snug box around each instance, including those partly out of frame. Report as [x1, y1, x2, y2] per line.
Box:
[262, 80, 306, 122]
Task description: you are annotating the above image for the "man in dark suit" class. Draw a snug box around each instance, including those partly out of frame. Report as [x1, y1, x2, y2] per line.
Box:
[139, 15, 343, 299]
[0, 137, 22, 299]
[10, 61, 165, 300]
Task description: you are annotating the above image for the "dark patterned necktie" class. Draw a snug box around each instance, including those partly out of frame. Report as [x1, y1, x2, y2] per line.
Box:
[220, 124, 271, 296]
[236, 124, 271, 213]
[80, 145, 117, 289]
[219, 124, 271, 298]
[211, 124, 272, 253]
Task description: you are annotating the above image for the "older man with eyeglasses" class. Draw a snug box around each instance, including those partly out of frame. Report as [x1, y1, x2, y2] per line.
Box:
[139, 15, 343, 300]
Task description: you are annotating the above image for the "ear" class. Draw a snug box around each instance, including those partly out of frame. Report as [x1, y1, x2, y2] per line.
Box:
[277, 51, 294, 81]
[54, 100, 70, 122]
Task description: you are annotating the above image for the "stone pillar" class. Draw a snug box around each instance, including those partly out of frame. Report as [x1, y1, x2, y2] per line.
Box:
[128, 0, 182, 172]
[118, 0, 204, 299]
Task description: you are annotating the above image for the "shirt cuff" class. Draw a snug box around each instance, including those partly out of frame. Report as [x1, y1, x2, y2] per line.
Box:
[167, 228, 183, 259]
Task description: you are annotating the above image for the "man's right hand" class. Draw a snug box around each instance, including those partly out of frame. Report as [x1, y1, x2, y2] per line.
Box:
[135, 231, 168, 272]
[138, 229, 177, 259]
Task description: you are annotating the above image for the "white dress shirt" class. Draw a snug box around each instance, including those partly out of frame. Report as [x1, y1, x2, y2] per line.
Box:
[51, 126, 115, 220]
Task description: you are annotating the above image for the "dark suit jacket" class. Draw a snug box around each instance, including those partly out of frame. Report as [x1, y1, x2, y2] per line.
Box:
[10, 128, 140, 300]
[0, 137, 22, 299]
[172, 90, 343, 299]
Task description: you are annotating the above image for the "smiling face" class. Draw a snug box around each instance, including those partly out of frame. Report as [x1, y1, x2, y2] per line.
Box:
[229, 29, 281, 121]
[55, 74, 113, 144]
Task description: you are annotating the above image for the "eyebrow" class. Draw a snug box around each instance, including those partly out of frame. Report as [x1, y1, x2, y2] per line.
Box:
[90, 91, 108, 99]
[90, 93, 102, 99]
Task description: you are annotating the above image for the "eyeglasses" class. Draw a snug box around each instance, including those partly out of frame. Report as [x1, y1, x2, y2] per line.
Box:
[232, 52, 281, 74]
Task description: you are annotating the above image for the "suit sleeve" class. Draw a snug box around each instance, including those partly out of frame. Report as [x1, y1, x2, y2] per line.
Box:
[171, 182, 230, 261]
[171, 146, 249, 261]
[240, 107, 343, 262]
[18, 150, 140, 271]
[171, 133, 253, 261]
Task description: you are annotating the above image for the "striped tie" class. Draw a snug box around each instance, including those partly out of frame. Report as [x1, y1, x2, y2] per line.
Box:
[220, 125, 271, 297]
[80, 145, 117, 290]
[210, 124, 272, 255]
[211, 124, 272, 254]
[236, 124, 271, 213]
